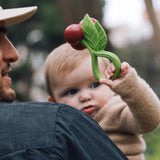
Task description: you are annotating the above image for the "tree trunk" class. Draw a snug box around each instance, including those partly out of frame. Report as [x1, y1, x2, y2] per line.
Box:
[57, 0, 103, 25]
[144, 0, 160, 62]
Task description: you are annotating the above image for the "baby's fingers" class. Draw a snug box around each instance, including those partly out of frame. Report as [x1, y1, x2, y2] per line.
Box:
[99, 78, 113, 87]
[120, 62, 130, 76]
[105, 63, 115, 79]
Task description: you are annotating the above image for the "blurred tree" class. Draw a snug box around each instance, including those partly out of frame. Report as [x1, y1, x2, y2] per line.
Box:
[57, 0, 104, 24]
[144, 0, 160, 63]
[1, 0, 65, 51]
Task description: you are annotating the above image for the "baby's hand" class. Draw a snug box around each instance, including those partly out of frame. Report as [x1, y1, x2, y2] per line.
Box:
[99, 62, 131, 87]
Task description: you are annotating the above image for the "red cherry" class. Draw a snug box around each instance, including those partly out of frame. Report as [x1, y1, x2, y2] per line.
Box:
[91, 18, 97, 23]
[71, 42, 85, 50]
[64, 24, 84, 44]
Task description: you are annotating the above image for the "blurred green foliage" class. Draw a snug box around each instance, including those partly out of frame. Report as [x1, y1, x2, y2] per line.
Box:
[144, 128, 160, 160]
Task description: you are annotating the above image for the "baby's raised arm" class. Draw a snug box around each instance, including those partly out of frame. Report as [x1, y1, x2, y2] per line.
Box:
[99, 62, 131, 87]
[100, 61, 160, 133]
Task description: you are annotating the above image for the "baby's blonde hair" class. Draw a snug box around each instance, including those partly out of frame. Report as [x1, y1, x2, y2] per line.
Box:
[44, 43, 109, 97]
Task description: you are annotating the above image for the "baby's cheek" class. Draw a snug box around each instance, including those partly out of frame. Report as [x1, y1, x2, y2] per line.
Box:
[98, 88, 114, 106]
[96, 95, 108, 108]
[63, 98, 80, 110]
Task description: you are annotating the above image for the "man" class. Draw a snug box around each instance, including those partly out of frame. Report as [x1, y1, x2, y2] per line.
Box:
[0, 6, 128, 159]
[0, 6, 37, 102]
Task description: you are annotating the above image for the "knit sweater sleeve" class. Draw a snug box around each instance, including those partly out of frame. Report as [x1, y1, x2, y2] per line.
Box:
[111, 68, 160, 134]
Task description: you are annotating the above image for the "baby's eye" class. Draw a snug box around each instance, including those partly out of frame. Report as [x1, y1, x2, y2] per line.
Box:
[91, 82, 100, 89]
[65, 89, 78, 96]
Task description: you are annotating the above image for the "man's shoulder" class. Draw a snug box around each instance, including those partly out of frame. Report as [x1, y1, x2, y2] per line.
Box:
[0, 102, 76, 158]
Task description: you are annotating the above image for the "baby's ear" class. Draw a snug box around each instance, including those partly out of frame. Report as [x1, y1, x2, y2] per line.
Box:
[48, 96, 56, 102]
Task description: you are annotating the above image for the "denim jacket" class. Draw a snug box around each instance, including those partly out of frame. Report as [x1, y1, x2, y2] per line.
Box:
[0, 102, 128, 160]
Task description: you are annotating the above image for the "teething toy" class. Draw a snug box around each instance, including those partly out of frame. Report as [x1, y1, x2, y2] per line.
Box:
[64, 14, 121, 80]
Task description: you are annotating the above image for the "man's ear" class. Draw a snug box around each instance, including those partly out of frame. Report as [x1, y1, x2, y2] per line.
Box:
[48, 96, 56, 102]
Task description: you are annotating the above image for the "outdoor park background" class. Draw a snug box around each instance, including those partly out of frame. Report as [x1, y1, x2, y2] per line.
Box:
[1, 0, 160, 159]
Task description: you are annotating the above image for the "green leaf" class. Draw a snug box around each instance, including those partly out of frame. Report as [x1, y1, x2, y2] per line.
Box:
[94, 21, 107, 50]
[81, 14, 99, 50]
[81, 14, 107, 51]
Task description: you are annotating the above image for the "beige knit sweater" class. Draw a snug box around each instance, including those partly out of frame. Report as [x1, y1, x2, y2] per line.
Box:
[93, 69, 160, 160]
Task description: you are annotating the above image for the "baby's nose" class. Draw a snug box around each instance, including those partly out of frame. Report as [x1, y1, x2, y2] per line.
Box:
[79, 91, 92, 103]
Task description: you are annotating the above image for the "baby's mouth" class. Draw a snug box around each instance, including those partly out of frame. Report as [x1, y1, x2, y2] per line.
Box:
[82, 106, 95, 114]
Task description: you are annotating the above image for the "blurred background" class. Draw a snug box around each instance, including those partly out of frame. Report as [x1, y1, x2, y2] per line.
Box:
[0, 0, 160, 159]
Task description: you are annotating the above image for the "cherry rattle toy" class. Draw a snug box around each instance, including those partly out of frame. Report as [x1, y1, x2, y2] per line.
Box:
[64, 14, 121, 80]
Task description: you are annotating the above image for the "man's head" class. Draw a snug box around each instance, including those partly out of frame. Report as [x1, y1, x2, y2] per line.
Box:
[0, 6, 37, 102]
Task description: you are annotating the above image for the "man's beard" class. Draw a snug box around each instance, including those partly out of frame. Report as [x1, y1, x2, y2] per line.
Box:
[0, 92, 16, 102]
[0, 84, 16, 102]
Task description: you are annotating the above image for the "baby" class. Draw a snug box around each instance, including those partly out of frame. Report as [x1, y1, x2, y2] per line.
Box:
[44, 43, 160, 160]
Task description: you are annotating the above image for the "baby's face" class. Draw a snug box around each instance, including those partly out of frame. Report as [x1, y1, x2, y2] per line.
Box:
[52, 56, 114, 117]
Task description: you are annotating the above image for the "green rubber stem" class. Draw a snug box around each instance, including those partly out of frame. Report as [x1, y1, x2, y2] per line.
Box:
[81, 39, 121, 80]
[93, 50, 121, 80]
